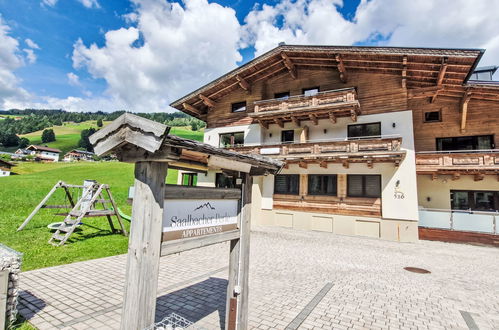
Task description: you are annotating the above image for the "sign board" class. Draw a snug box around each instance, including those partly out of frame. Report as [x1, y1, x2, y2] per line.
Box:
[260, 147, 280, 155]
[163, 199, 239, 241]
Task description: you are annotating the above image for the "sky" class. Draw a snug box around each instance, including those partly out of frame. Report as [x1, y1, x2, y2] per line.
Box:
[0, 0, 498, 113]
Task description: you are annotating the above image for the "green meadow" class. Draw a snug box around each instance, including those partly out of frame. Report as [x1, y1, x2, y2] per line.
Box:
[0, 126, 203, 271]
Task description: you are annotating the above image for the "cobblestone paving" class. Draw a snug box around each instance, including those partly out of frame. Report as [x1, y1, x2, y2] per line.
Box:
[18, 226, 499, 329]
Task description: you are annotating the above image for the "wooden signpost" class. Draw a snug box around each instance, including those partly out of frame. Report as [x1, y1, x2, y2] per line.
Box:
[90, 113, 281, 330]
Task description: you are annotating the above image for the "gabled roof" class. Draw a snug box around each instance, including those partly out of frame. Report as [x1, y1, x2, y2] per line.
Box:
[0, 159, 14, 168]
[27, 145, 62, 153]
[170, 44, 485, 119]
[65, 149, 95, 156]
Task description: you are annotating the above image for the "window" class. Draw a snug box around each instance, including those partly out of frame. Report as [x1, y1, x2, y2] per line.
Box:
[181, 173, 197, 186]
[347, 122, 381, 140]
[436, 135, 494, 151]
[302, 87, 319, 96]
[347, 175, 381, 198]
[216, 173, 236, 188]
[424, 110, 441, 122]
[451, 190, 499, 211]
[274, 91, 290, 100]
[281, 130, 294, 143]
[219, 132, 244, 148]
[308, 175, 337, 196]
[231, 101, 247, 113]
[274, 175, 299, 195]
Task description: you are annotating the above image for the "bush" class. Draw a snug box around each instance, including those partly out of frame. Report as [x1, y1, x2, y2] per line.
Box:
[18, 137, 30, 148]
[41, 129, 56, 143]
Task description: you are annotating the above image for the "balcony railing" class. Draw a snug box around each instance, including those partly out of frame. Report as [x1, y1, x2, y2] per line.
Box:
[416, 149, 499, 174]
[250, 88, 360, 127]
[253, 87, 358, 113]
[227, 136, 404, 165]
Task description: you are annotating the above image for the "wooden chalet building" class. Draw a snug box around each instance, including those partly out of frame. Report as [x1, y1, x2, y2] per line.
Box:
[171, 44, 499, 243]
[0, 159, 14, 177]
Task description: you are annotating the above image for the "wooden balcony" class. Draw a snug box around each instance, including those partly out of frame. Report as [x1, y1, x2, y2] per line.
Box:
[416, 150, 499, 179]
[228, 136, 405, 168]
[249, 87, 360, 129]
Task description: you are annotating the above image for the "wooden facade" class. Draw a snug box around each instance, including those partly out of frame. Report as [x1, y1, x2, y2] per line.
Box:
[172, 44, 499, 242]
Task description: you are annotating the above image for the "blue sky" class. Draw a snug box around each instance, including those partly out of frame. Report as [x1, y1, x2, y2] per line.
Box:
[0, 0, 497, 112]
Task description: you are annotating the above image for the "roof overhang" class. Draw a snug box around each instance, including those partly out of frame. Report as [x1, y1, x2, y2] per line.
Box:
[170, 44, 485, 119]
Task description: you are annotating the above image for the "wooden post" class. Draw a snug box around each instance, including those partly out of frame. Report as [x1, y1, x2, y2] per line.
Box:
[121, 162, 168, 330]
[18, 180, 61, 231]
[225, 238, 240, 330]
[237, 173, 253, 328]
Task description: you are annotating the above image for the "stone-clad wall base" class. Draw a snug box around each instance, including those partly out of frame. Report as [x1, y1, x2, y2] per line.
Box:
[255, 209, 419, 242]
[0, 244, 22, 328]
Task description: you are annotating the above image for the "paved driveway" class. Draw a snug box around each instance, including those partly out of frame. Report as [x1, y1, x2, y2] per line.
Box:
[18, 226, 499, 329]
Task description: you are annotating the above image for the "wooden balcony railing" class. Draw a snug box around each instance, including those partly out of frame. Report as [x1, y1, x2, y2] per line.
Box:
[250, 88, 360, 127]
[228, 136, 405, 167]
[416, 150, 499, 176]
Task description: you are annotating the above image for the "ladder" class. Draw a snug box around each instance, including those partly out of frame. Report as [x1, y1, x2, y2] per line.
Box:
[48, 183, 127, 246]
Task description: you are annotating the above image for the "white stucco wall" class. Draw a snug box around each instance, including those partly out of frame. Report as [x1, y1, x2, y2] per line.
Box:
[417, 174, 499, 210]
[203, 124, 262, 147]
[0, 170, 10, 177]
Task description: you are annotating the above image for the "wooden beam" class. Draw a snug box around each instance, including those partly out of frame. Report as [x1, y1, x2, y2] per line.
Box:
[329, 112, 336, 124]
[350, 109, 357, 122]
[336, 54, 347, 83]
[342, 160, 349, 169]
[121, 162, 168, 330]
[474, 173, 484, 181]
[431, 173, 438, 181]
[431, 57, 448, 103]
[460, 90, 472, 132]
[283, 163, 289, 169]
[309, 114, 318, 125]
[367, 160, 373, 169]
[436, 57, 449, 86]
[274, 118, 284, 128]
[401, 55, 407, 88]
[291, 116, 301, 127]
[236, 75, 251, 92]
[18, 181, 62, 231]
[452, 172, 460, 181]
[281, 52, 297, 79]
[199, 94, 217, 108]
[319, 161, 328, 169]
[183, 102, 201, 114]
[299, 161, 308, 169]
[236, 173, 252, 328]
[257, 120, 269, 129]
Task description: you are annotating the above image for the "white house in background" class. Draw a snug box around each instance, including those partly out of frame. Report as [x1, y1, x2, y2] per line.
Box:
[26, 145, 61, 162]
[63, 149, 95, 162]
[0, 159, 14, 177]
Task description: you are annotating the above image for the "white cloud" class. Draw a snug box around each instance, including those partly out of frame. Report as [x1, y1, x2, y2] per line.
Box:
[78, 0, 100, 9]
[23, 48, 37, 64]
[25, 38, 40, 49]
[72, 0, 242, 112]
[67, 72, 81, 86]
[244, 0, 499, 69]
[41, 0, 58, 7]
[0, 16, 31, 109]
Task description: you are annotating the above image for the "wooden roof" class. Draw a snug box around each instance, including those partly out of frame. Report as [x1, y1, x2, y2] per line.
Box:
[171, 44, 490, 118]
[27, 145, 62, 153]
[0, 159, 14, 168]
[90, 113, 283, 175]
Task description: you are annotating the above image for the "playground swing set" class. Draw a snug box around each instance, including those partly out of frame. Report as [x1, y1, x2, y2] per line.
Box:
[17, 180, 129, 246]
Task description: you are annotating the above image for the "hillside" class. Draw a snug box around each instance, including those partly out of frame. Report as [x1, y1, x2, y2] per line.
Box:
[3, 121, 204, 155]
[19, 120, 111, 155]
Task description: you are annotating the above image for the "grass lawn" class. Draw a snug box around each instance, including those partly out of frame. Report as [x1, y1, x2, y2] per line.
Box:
[1, 161, 182, 271]
[0, 124, 202, 271]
